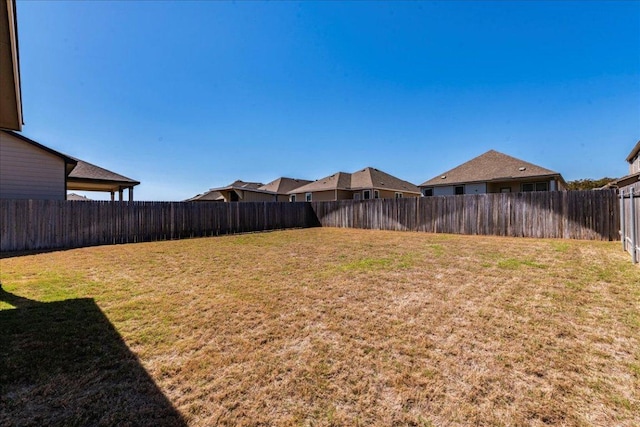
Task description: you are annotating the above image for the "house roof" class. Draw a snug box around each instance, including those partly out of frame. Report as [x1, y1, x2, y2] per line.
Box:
[68, 158, 140, 187]
[209, 180, 265, 192]
[420, 150, 564, 187]
[2, 130, 77, 175]
[185, 190, 224, 202]
[0, 0, 23, 131]
[602, 172, 640, 190]
[626, 140, 640, 163]
[258, 177, 313, 194]
[67, 193, 92, 201]
[289, 167, 421, 195]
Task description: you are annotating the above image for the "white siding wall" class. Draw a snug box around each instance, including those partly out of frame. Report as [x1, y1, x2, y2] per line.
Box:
[433, 186, 455, 196]
[465, 183, 487, 194]
[0, 132, 66, 200]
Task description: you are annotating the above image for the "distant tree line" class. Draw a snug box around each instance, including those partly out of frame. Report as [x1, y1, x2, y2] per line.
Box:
[566, 177, 617, 190]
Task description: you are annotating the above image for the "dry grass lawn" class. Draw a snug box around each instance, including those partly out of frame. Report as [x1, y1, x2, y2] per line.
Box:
[1, 228, 639, 426]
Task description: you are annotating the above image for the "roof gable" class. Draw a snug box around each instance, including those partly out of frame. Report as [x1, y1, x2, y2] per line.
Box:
[289, 167, 420, 194]
[626, 140, 640, 163]
[351, 167, 420, 193]
[258, 177, 313, 194]
[420, 150, 562, 187]
[288, 172, 352, 194]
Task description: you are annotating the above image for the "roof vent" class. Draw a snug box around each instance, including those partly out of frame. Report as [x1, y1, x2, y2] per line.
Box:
[519, 167, 526, 171]
[441, 175, 447, 179]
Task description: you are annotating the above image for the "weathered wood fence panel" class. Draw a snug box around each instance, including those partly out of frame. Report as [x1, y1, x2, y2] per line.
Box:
[620, 189, 640, 263]
[0, 200, 319, 252]
[312, 190, 619, 241]
[0, 190, 622, 253]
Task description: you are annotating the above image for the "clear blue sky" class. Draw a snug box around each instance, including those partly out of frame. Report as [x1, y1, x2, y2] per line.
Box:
[16, 1, 640, 200]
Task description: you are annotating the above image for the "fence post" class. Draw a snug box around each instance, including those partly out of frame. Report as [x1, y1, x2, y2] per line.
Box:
[620, 189, 626, 251]
[631, 188, 637, 264]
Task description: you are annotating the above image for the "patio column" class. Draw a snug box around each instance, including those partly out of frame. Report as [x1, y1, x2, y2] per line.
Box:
[110, 191, 115, 202]
[119, 188, 124, 201]
[129, 187, 134, 202]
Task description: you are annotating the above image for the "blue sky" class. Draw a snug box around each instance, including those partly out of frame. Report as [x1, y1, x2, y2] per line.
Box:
[16, 1, 640, 200]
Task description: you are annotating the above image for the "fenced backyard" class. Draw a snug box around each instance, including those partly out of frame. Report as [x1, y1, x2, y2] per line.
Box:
[0, 190, 622, 253]
[620, 188, 640, 263]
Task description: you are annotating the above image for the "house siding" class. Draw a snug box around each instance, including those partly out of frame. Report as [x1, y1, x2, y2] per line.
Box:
[0, 132, 66, 200]
[240, 190, 277, 202]
[630, 155, 640, 175]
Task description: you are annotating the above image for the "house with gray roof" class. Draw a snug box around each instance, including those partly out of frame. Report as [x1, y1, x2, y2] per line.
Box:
[288, 167, 421, 202]
[188, 177, 312, 202]
[1, 130, 140, 201]
[419, 150, 566, 196]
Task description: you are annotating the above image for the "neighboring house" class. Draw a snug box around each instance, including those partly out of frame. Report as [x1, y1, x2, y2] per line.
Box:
[188, 177, 312, 202]
[0, 0, 22, 131]
[288, 167, 421, 202]
[67, 192, 92, 201]
[603, 140, 640, 192]
[419, 150, 566, 196]
[0, 130, 76, 200]
[257, 177, 313, 202]
[0, 130, 140, 200]
[67, 158, 140, 201]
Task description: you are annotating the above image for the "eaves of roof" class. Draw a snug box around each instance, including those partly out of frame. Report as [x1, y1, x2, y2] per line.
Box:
[626, 140, 640, 163]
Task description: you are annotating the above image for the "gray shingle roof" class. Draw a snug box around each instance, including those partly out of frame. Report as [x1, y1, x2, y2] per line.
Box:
[258, 177, 313, 194]
[68, 159, 140, 185]
[419, 150, 562, 187]
[288, 167, 420, 194]
[185, 190, 224, 202]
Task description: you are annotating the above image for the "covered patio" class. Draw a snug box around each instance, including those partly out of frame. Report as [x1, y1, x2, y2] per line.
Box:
[67, 159, 140, 201]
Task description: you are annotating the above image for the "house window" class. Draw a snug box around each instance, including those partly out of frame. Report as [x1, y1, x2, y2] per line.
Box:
[363, 190, 371, 200]
[423, 188, 433, 197]
[290, 194, 296, 202]
[535, 182, 548, 191]
[395, 192, 403, 199]
[305, 192, 312, 202]
[353, 193, 361, 200]
[374, 190, 380, 199]
[454, 186, 464, 195]
[522, 182, 548, 192]
[500, 187, 511, 193]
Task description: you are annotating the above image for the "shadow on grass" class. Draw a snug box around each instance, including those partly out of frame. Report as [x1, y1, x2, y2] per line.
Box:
[0, 286, 187, 426]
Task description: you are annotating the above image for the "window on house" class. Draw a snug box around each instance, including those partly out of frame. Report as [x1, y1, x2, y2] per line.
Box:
[454, 186, 464, 195]
[522, 182, 548, 192]
[500, 187, 511, 193]
[374, 190, 380, 199]
[535, 182, 548, 191]
[363, 190, 371, 200]
[305, 193, 312, 202]
[395, 192, 403, 199]
[353, 193, 361, 200]
[290, 194, 296, 202]
[423, 188, 433, 197]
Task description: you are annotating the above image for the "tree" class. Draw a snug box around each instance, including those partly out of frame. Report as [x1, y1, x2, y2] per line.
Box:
[565, 177, 618, 190]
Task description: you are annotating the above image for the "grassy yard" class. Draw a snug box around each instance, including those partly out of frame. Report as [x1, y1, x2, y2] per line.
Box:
[1, 228, 639, 426]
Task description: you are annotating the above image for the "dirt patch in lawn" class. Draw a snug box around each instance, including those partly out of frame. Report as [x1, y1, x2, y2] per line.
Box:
[1, 228, 639, 426]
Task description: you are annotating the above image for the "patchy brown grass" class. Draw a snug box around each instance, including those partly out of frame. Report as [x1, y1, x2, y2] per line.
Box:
[1, 228, 639, 426]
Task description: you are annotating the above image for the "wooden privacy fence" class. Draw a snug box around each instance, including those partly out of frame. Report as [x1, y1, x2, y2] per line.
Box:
[312, 190, 619, 241]
[620, 188, 640, 263]
[0, 200, 319, 252]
